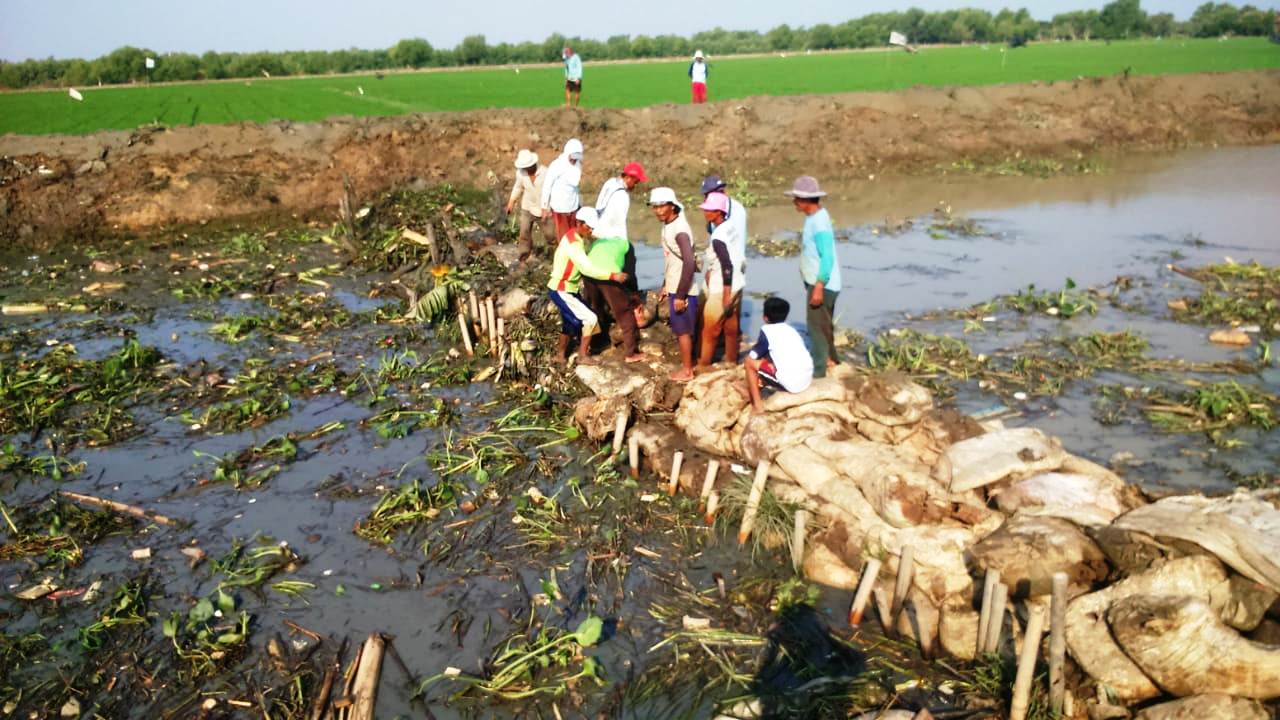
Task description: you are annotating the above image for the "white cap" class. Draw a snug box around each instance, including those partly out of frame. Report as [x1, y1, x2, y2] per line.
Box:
[574, 206, 600, 229]
[564, 138, 583, 160]
[694, 50, 704, 59]
[647, 187, 683, 210]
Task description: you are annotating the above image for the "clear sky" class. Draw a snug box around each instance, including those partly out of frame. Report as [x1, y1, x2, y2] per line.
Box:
[1, 0, 1274, 62]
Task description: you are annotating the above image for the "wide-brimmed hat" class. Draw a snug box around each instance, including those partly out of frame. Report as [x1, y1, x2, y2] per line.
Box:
[699, 192, 730, 214]
[622, 162, 649, 182]
[513, 149, 538, 169]
[574, 206, 600, 229]
[700, 175, 725, 195]
[784, 175, 827, 199]
[647, 187, 683, 210]
[694, 50, 705, 60]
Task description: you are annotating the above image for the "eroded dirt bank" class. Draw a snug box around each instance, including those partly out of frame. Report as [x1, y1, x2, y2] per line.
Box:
[2, 69, 1278, 247]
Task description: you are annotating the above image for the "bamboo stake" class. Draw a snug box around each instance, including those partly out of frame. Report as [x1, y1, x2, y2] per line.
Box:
[699, 460, 719, 510]
[890, 545, 915, 625]
[57, 490, 179, 526]
[977, 568, 1000, 655]
[791, 509, 810, 573]
[737, 461, 771, 546]
[496, 318, 506, 360]
[612, 412, 628, 455]
[848, 558, 882, 626]
[1010, 606, 1047, 720]
[628, 434, 640, 479]
[1050, 572, 1068, 716]
[666, 451, 684, 496]
[468, 291, 480, 331]
[309, 637, 347, 720]
[486, 297, 498, 351]
[984, 583, 1008, 654]
[424, 224, 441, 265]
[350, 633, 385, 720]
[704, 491, 719, 525]
[456, 312, 474, 356]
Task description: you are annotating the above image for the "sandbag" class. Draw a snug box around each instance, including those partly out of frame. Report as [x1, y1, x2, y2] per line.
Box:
[943, 427, 1066, 493]
[967, 514, 1108, 598]
[1109, 594, 1280, 700]
[1113, 490, 1280, 593]
[575, 361, 654, 399]
[938, 600, 981, 661]
[995, 472, 1127, 527]
[1133, 694, 1269, 720]
[1066, 555, 1227, 702]
[572, 395, 629, 441]
[802, 540, 862, 590]
[845, 370, 932, 427]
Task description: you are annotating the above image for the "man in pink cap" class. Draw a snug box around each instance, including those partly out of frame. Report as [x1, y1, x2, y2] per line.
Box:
[697, 191, 745, 369]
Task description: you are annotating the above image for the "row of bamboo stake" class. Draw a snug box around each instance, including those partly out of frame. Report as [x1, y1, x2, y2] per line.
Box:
[457, 289, 504, 360]
[615, 412, 1071, 720]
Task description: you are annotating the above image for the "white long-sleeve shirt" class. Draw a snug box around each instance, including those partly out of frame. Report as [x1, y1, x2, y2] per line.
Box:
[540, 155, 582, 214]
[594, 177, 630, 239]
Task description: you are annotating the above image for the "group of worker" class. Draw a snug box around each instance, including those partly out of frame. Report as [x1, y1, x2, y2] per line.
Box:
[506, 139, 841, 411]
[560, 46, 711, 107]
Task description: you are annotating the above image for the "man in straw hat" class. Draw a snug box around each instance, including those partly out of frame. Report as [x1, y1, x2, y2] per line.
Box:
[689, 50, 709, 104]
[649, 187, 700, 381]
[697, 191, 745, 369]
[505, 149, 552, 257]
[785, 175, 842, 378]
[541, 138, 585, 242]
[547, 207, 629, 365]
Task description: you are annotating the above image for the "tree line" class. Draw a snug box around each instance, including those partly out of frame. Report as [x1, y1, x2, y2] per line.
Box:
[2, 1, 1275, 90]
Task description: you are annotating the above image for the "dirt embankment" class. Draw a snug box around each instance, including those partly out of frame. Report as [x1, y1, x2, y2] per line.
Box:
[1, 70, 1278, 248]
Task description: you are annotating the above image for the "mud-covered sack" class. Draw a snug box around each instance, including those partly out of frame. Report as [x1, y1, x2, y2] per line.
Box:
[1066, 555, 1227, 703]
[1109, 594, 1280, 700]
[1112, 489, 1280, 593]
[673, 368, 749, 456]
[994, 472, 1127, 527]
[572, 395, 629, 441]
[1134, 694, 1270, 720]
[966, 514, 1108, 598]
[942, 427, 1065, 492]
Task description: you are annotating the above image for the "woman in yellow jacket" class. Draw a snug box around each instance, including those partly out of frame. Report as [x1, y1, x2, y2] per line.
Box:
[548, 207, 629, 365]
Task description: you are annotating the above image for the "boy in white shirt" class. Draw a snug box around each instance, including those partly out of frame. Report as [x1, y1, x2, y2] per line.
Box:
[743, 297, 813, 413]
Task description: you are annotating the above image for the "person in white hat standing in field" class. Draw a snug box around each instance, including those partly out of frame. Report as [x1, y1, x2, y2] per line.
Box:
[786, 175, 842, 378]
[689, 50, 709, 104]
[541, 138, 585, 242]
[505, 149, 553, 257]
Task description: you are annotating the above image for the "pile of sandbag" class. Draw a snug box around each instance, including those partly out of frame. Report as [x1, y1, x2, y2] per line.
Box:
[642, 364, 1280, 710]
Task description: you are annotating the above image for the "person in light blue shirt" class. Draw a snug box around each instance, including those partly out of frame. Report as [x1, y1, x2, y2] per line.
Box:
[563, 47, 583, 108]
[785, 175, 842, 378]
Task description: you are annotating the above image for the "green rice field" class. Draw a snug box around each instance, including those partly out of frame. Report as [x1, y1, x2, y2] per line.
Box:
[1, 38, 1277, 137]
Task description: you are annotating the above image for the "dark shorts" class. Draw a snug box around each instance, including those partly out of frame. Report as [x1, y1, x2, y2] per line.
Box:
[565, 79, 582, 91]
[668, 295, 699, 337]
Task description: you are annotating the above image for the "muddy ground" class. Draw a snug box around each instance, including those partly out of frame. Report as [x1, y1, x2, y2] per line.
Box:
[2, 70, 1280, 248]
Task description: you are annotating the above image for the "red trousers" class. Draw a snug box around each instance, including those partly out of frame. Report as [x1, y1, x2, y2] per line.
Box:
[691, 82, 707, 104]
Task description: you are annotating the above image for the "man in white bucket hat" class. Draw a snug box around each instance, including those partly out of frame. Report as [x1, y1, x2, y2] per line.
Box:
[785, 175, 841, 378]
[541, 138, 585, 241]
[505, 149, 552, 257]
[689, 50, 709, 104]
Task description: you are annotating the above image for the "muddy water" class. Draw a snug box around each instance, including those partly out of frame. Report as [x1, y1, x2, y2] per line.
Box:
[2, 146, 1277, 719]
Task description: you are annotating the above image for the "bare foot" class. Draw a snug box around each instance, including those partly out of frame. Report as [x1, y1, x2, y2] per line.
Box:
[668, 368, 694, 382]
[624, 353, 646, 363]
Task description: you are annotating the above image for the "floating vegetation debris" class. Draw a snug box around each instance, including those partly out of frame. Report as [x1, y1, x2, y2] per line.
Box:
[1168, 261, 1280, 337]
[0, 494, 134, 566]
[162, 587, 252, 679]
[0, 441, 84, 480]
[0, 340, 164, 446]
[943, 153, 1105, 178]
[998, 278, 1098, 318]
[1096, 381, 1277, 446]
[415, 615, 605, 701]
[355, 478, 463, 546]
[211, 536, 303, 589]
